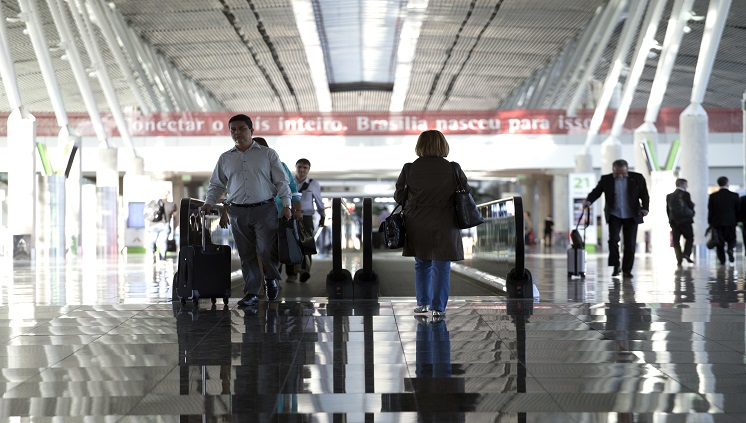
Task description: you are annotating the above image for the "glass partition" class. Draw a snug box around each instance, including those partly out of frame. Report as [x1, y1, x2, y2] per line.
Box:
[471, 196, 525, 278]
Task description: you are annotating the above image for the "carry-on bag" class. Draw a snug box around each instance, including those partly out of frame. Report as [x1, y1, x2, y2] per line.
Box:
[175, 211, 232, 305]
[567, 208, 587, 278]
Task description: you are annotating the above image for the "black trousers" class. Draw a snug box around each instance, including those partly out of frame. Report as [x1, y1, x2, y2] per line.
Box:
[607, 215, 639, 273]
[670, 222, 693, 263]
[714, 225, 736, 264]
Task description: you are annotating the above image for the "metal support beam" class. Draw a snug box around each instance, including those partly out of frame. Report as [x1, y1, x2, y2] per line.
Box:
[565, 0, 626, 116]
[87, 0, 151, 114]
[69, 0, 137, 158]
[644, 0, 695, 123]
[582, 0, 645, 148]
[17, 0, 70, 132]
[549, 4, 606, 108]
[48, 0, 109, 147]
[103, 1, 162, 112]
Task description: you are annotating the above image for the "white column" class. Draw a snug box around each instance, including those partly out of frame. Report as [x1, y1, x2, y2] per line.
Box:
[552, 173, 569, 237]
[680, 105, 709, 253]
[537, 177, 552, 245]
[7, 111, 36, 261]
[96, 148, 119, 256]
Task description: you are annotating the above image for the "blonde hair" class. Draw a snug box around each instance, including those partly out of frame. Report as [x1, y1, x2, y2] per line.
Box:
[415, 130, 449, 157]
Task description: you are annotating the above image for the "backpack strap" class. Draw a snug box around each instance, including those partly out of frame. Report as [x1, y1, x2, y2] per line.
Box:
[299, 178, 313, 193]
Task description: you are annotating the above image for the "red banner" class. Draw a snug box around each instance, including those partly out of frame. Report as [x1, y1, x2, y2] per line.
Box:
[0, 108, 741, 137]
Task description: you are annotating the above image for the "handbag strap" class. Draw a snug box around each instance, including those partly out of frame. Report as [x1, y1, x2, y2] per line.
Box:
[398, 163, 412, 209]
[450, 162, 466, 193]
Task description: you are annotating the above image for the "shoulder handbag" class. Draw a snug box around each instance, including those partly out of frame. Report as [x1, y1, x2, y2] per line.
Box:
[380, 203, 406, 249]
[278, 219, 304, 264]
[451, 162, 484, 229]
[296, 220, 318, 255]
[379, 164, 410, 249]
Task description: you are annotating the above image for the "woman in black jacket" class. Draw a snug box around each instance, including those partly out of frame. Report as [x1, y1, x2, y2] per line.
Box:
[394, 130, 467, 319]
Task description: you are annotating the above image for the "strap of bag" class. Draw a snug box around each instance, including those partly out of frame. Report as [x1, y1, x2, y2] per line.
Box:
[299, 179, 313, 193]
[450, 162, 466, 192]
[398, 163, 411, 209]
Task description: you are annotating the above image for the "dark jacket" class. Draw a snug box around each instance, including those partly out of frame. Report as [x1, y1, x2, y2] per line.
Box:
[394, 157, 464, 261]
[739, 196, 746, 224]
[666, 189, 694, 225]
[708, 188, 739, 226]
[585, 171, 650, 224]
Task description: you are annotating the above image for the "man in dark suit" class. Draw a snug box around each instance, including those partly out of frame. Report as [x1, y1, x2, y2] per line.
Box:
[583, 159, 649, 278]
[666, 178, 695, 267]
[708, 176, 739, 265]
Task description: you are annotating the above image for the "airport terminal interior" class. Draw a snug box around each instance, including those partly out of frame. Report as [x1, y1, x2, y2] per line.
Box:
[2, 0, 746, 420]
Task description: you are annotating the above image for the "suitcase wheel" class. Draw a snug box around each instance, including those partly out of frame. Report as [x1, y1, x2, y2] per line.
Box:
[211, 298, 217, 304]
[192, 297, 198, 305]
[180, 299, 186, 305]
[223, 297, 229, 305]
[567, 272, 572, 277]
[580, 273, 585, 278]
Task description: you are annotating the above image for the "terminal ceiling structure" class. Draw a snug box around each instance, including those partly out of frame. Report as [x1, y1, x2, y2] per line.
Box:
[0, 0, 744, 116]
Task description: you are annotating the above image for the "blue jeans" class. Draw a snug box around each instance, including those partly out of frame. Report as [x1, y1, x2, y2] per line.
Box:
[414, 258, 451, 312]
[147, 222, 170, 259]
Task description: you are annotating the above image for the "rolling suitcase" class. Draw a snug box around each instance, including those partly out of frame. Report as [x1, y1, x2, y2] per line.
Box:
[175, 212, 232, 305]
[567, 208, 587, 278]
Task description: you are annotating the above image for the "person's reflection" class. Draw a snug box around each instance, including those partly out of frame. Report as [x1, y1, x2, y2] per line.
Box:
[415, 316, 452, 379]
[233, 301, 313, 415]
[606, 279, 651, 358]
[673, 267, 695, 305]
[709, 266, 738, 307]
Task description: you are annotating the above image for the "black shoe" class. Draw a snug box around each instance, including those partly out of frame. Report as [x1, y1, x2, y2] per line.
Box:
[729, 255, 735, 263]
[677, 260, 682, 267]
[623, 272, 633, 278]
[612, 266, 621, 276]
[238, 295, 258, 307]
[299, 272, 311, 282]
[684, 256, 694, 264]
[265, 279, 279, 301]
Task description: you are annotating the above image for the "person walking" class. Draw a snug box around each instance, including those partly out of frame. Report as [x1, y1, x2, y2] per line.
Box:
[145, 190, 177, 263]
[708, 176, 739, 265]
[293, 158, 325, 282]
[394, 129, 466, 320]
[200, 114, 292, 306]
[583, 159, 649, 278]
[666, 178, 695, 267]
[543, 216, 554, 247]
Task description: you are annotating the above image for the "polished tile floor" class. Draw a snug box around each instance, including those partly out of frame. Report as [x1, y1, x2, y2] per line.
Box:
[1, 247, 746, 421]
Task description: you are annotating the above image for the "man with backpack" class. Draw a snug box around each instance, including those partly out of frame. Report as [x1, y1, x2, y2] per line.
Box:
[145, 190, 177, 263]
[666, 178, 695, 267]
[291, 158, 325, 282]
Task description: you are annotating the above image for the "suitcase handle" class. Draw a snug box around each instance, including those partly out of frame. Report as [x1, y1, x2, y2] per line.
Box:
[575, 207, 589, 230]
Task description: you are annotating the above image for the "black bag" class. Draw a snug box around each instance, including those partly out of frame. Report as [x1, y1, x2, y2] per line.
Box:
[297, 220, 317, 255]
[380, 204, 406, 249]
[670, 192, 694, 220]
[706, 226, 719, 250]
[451, 162, 484, 229]
[144, 199, 165, 222]
[278, 219, 304, 265]
[570, 208, 587, 249]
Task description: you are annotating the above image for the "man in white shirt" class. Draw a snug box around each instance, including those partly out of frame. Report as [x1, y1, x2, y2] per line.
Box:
[200, 114, 291, 305]
[292, 158, 325, 282]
